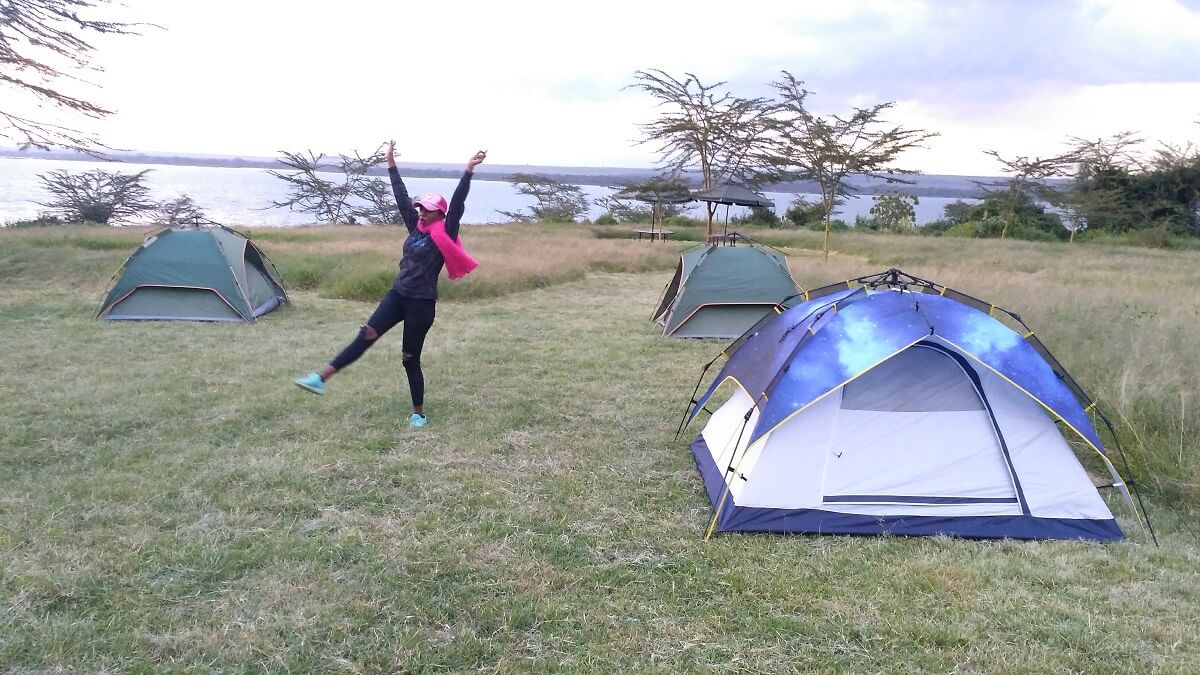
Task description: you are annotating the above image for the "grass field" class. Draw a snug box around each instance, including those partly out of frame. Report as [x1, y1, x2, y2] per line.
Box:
[2, 224, 1199, 672]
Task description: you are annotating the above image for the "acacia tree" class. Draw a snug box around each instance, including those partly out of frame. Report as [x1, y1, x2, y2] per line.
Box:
[266, 149, 386, 224]
[980, 147, 1080, 240]
[36, 168, 155, 223]
[1065, 131, 1144, 239]
[767, 71, 937, 260]
[1065, 127, 1200, 237]
[628, 69, 774, 240]
[2, 0, 142, 151]
[1144, 137, 1200, 236]
[350, 178, 401, 225]
[499, 173, 589, 222]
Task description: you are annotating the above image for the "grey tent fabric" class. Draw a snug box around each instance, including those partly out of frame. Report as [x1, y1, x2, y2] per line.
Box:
[841, 344, 986, 412]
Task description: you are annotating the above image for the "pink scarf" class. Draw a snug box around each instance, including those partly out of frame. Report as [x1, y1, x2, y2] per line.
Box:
[419, 218, 478, 280]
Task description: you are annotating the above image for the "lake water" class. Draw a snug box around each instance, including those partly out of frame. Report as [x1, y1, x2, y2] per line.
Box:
[0, 158, 971, 227]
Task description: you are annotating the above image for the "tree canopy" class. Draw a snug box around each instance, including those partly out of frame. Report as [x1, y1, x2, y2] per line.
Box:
[2, 0, 143, 151]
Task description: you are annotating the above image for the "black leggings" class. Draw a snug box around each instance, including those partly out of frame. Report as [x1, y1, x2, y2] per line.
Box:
[330, 289, 436, 407]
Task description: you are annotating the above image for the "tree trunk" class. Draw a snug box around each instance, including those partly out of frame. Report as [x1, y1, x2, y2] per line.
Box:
[706, 203, 715, 242]
[823, 205, 832, 263]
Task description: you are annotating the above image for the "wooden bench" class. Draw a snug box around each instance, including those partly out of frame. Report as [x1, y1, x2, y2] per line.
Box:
[633, 229, 674, 241]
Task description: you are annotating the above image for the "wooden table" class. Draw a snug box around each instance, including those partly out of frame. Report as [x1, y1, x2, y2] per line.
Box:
[633, 229, 674, 241]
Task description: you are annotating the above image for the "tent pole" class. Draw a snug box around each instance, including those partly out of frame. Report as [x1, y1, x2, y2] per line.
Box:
[1097, 412, 1159, 546]
[676, 357, 720, 440]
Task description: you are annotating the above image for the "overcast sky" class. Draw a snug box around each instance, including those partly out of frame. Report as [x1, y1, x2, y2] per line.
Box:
[13, 0, 1200, 174]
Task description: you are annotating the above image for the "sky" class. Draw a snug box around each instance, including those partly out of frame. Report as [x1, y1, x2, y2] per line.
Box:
[7, 0, 1200, 175]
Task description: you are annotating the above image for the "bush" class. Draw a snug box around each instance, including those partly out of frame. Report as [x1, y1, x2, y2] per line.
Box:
[595, 214, 618, 225]
[1130, 223, 1173, 249]
[805, 218, 849, 232]
[731, 205, 781, 228]
[854, 215, 880, 231]
[4, 214, 66, 228]
[666, 215, 706, 228]
[944, 222, 978, 238]
[155, 195, 206, 226]
[919, 219, 956, 236]
[784, 196, 826, 229]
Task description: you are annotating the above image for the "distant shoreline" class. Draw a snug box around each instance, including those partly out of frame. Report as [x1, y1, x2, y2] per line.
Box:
[0, 149, 995, 199]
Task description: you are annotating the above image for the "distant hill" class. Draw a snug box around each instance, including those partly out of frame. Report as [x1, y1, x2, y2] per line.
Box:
[0, 148, 1002, 198]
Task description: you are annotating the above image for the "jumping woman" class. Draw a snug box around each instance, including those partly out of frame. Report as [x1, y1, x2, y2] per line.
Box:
[294, 141, 484, 427]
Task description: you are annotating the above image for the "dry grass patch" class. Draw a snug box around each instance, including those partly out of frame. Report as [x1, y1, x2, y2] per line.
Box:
[2, 225, 1200, 672]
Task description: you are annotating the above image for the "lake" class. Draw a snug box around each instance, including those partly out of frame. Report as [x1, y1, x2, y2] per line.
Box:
[0, 158, 972, 227]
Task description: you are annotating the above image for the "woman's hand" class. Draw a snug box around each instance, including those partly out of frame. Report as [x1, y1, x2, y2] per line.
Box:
[385, 139, 397, 168]
[466, 149, 487, 173]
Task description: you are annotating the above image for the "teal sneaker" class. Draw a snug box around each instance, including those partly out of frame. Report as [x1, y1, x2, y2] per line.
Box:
[293, 373, 326, 395]
[408, 413, 428, 428]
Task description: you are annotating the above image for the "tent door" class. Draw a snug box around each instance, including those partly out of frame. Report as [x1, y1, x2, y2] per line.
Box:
[819, 343, 1023, 508]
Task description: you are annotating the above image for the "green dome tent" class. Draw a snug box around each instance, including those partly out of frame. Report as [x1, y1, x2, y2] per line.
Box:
[96, 226, 288, 322]
[652, 242, 801, 339]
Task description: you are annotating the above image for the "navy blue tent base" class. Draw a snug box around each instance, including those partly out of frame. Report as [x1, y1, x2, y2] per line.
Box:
[691, 435, 1123, 542]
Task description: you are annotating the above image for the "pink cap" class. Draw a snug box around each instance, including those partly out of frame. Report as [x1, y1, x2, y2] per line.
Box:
[413, 193, 448, 214]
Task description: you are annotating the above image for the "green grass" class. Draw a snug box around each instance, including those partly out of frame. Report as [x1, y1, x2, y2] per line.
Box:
[2, 224, 1199, 672]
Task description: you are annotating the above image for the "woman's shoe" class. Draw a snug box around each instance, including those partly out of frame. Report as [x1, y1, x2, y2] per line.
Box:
[293, 373, 326, 395]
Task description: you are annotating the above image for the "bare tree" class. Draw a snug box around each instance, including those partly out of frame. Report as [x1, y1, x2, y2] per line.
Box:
[36, 167, 155, 223]
[628, 69, 774, 239]
[499, 173, 590, 223]
[2, 0, 143, 151]
[266, 149, 386, 224]
[768, 71, 938, 260]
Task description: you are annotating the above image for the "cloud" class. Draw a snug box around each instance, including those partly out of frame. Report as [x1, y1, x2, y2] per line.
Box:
[9, 0, 1196, 172]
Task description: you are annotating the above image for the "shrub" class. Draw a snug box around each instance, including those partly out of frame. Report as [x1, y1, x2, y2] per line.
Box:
[4, 214, 66, 228]
[731, 205, 781, 228]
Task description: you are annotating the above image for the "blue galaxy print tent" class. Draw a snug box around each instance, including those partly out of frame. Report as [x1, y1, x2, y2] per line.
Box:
[683, 269, 1148, 542]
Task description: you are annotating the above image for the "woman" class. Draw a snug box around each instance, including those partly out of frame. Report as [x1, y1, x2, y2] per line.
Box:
[294, 141, 485, 428]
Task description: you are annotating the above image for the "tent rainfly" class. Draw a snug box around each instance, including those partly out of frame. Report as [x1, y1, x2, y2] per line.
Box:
[652, 243, 801, 339]
[682, 268, 1150, 542]
[96, 226, 288, 322]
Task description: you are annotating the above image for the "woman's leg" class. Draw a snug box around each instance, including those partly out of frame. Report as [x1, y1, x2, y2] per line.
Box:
[400, 298, 436, 414]
[324, 290, 407, 379]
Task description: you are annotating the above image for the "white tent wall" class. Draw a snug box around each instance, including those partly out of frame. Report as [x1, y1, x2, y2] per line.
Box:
[699, 387, 761, 502]
[695, 339, 1115, 523]
[736, 393, 841, 508]
[974, 358, 1115, 520]
[822, 408, 1019, 503]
